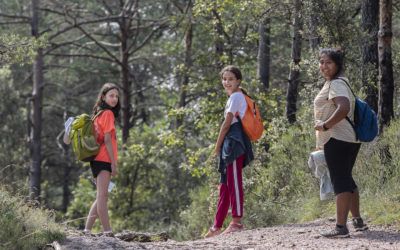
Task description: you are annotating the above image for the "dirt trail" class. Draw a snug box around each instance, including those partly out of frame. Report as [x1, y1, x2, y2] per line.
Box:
[52, 219, 400, 249]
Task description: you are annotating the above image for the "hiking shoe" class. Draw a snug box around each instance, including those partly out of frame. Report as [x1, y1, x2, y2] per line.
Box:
[320, 226, 350, 238]
[204, 226, 222, 238]
[352, 217, 368, 231]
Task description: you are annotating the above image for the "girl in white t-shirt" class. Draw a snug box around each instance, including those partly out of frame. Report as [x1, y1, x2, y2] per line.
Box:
[205, 65, 253, 238]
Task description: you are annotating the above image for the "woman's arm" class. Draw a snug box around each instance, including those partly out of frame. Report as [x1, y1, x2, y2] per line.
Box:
[104, 132, 118, 176]
[315, 96, 350, 131]
[214, 112, 234, 155]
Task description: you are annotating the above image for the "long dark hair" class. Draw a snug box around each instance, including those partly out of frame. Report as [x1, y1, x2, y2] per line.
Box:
[93, 83, 121, 118]
[319, 48, 345, 79]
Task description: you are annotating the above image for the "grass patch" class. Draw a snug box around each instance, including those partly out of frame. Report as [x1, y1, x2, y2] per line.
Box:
[362, 191, 400, 228]
[285, 190, 400, 230]
[0, 187, 65, 250]
[289, 195, 336, 223]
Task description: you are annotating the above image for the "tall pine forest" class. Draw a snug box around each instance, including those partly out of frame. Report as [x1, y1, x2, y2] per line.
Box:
[0, 0, 399, 241]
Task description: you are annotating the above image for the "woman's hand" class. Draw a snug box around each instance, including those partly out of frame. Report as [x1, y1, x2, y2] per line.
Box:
[314, 120, 326, 131]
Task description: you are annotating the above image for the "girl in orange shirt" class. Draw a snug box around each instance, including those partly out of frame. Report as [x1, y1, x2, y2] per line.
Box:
[84, 83, 120, 236]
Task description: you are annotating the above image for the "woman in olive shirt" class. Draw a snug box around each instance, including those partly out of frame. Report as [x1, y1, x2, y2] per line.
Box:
[314, 48, 368, 238]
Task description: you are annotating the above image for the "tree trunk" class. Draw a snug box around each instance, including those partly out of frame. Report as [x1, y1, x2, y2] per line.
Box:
[29, 0, 43, 202]
[212, 7, 225, 68]
[257, 16, 271, 90]
[120, 15, 131, 144]
[286, 0, 303, 124]
[378, 0, 394, 132]
[308, 0, 322, 50]
[361, 0, 379, 112]
[176, 8, 193, 128]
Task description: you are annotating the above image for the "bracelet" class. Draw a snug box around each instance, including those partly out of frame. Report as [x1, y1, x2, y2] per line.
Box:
[322, 123, 329, 131]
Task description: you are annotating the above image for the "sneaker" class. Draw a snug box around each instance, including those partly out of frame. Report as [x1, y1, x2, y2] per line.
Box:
[352, 217, 368, 231]
[204, 226, 222, 238]
[320, 226, 350, 238]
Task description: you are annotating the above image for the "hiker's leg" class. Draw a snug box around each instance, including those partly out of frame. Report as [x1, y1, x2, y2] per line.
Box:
[350, 189, 360, 218]
[325, 138, 360, 226]
[213, 183, 230, 228]
[227, 154, 245, 224]
[96, 170, 112, 232]
[85, 200, 98, 231]
[347, 144, 361, 219]
[336, 192, 351, 225]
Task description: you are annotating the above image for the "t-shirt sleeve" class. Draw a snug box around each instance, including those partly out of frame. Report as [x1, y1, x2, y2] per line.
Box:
[329, 80, 350, 100]
[99, 110, 115, 134]
[225, 94, 242, 116]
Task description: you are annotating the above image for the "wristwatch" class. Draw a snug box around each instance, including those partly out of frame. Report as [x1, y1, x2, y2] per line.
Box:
[322, 123, 329, 131]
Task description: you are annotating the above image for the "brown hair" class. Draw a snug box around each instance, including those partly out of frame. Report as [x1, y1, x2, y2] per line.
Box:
[219, 65, 243, 80]
[92, 82, 121, 117]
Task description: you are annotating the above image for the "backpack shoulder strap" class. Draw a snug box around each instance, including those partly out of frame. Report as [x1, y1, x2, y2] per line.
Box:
[91, 110, 103, 121]
[335, 77, 357, 129]
[337, 77, 356, 98]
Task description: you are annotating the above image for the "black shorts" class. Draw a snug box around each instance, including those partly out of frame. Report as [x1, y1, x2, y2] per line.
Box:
[90, 161, 112, 178]
[324, 138, 361, 194]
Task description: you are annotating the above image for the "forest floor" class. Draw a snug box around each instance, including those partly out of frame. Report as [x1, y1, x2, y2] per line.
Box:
[49, 218, 400, 250]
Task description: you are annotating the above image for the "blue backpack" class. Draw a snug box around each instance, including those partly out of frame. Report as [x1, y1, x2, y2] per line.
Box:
[339, 78, 378, 142]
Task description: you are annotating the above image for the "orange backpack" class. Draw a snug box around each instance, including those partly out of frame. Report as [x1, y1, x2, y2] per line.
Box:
[241, 93, 264, 141]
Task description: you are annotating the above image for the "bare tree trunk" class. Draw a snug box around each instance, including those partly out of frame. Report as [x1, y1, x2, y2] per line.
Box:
[286, 0, 303, 124]
[120, 14, 131, 144]
[29, 0, 43, 202]
[307, 0, 322, 50]
[378, 0, 394, 132]
[361, 0, 379, 112]
[212, 7, 224, 69]
[378, 0, 393, 183]
[176, 6, 193, 128]
[257, 16, 271, 90]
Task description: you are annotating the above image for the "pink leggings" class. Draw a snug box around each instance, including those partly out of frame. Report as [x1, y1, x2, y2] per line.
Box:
[214, 154, 245, 228]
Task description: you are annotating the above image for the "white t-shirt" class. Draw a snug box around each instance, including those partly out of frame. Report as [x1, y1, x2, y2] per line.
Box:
[224, 91, 247, 125]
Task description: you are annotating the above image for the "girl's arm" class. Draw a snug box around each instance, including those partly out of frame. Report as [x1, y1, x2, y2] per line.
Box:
[104, 132, 118, 176]
[214, 112, 234, 155]
[315, 96, 350, 131]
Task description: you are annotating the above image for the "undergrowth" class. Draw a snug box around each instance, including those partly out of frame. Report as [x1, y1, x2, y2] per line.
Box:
[0, 187, 65, 250]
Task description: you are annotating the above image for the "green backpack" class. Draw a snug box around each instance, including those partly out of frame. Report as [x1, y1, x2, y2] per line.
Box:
[69, 111, 102, 162]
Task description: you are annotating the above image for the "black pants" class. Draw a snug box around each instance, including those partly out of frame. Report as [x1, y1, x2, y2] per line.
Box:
[324, 138, 361, 194]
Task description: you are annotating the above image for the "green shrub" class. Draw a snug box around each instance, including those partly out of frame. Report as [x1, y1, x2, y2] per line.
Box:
[169, 184, 215, 241]
[0, 187, 65, 250]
